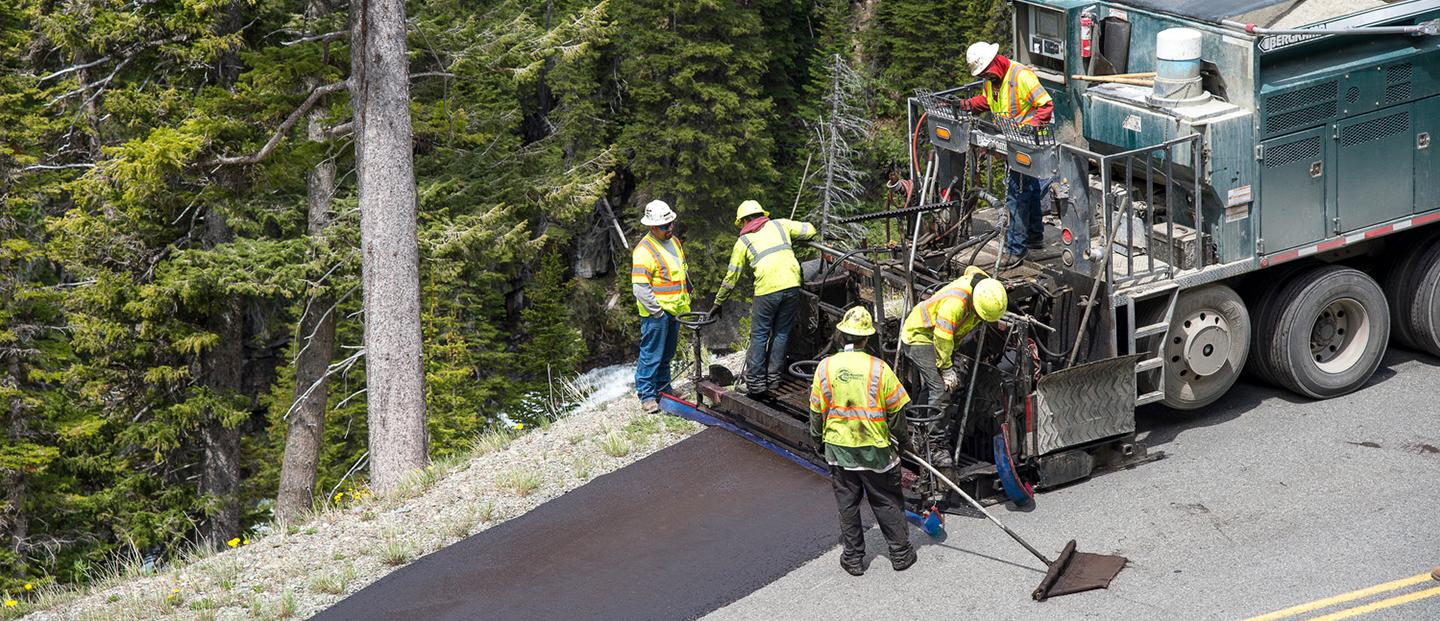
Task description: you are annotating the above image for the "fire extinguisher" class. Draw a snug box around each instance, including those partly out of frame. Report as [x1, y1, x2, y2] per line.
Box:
[1080, 12, 1094, 59]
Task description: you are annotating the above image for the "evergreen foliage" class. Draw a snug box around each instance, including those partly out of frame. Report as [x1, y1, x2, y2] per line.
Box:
[0, 0, 1013, 593]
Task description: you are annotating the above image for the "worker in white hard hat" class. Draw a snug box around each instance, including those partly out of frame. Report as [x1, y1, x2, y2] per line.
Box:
[958, 41, 1055, 270]
[809, 306, 915, 576]
[713, 199, 818, 395]
[900, 266, 1009, 466]
[631, 199, 692, 413]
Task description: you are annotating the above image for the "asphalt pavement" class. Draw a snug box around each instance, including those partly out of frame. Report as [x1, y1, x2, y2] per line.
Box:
[708, 349, 1440, 620]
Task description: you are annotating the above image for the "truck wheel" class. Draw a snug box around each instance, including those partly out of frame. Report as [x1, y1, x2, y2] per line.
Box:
[1142, 284, 1250, 410]
[1257, 265, 1389, 399]
[1381, 233, 1440, 350]
[1395, 244, 1440, 356]
[1243, 263, 1312, 388]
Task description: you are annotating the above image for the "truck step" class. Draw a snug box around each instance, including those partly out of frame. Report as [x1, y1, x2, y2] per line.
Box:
[1134, 323, 1169, 339]
[1136, 390, 1166, 406]
[1135, 358, 1165, 373]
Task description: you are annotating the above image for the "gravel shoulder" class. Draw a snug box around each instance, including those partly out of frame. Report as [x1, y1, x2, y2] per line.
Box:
[16, 378, 704, 621]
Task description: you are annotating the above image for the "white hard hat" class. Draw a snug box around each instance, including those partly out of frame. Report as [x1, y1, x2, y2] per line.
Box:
[641, 200, 676, 227]
[966, 41, 1000, 76]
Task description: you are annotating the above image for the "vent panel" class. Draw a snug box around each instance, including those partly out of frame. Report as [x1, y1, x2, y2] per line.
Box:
[1269, 81, 1339, 113]
[1266, 101, 1337, 134]
[1340, 112, 1411, 148]
[1266, 136, 1322, 169]
[1385, 63, 1413, 85]
[1384, 83, 1413, 105]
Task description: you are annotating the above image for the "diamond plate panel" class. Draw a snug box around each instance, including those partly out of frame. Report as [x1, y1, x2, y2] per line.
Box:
[1032, 354, 1142, 455]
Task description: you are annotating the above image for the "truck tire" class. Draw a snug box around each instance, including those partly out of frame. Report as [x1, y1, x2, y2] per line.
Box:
[1141, 284, 1250, 410]
[1244, 263, 1311, 388]
[1256, 265, 1389, 399]
[1395, 244, 1440, 357]
[1381, 233, 1440, 350]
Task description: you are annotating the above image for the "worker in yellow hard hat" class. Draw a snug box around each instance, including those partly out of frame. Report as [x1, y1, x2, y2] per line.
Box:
[631, 199, 692, 413]
[809, 306, 915, 576]
[713, 200, 818, 396]
[957, 41, 1055, 269]
[900, 267, 1008, 466]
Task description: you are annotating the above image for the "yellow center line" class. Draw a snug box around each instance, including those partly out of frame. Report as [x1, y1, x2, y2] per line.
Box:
[1306, 585, 1440, 621]
[1241, 572, 1436, 621]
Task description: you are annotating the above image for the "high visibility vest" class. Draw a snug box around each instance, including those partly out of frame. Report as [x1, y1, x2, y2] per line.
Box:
[983, 61, 1053, 124]
[809, 351, 908, 449]
[631, 234, 691, 317]
[900, 279, 980, 347]
[718, 219, 817, 302]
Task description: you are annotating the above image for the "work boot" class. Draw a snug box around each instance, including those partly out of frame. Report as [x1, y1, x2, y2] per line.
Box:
[999, 252, 1025, 270]
[641, 399, 659, 414]
[840, 552, 866, 577]
[890, 547, 918, 571]
[1026, 238, 1046, 251]
[767, 373, 783, 392]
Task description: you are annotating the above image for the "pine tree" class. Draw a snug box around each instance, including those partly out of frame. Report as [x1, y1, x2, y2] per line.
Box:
[519, 247, 587, 383]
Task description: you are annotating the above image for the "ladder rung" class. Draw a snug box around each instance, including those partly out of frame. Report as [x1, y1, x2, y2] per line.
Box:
[1136, 390, 1165, 406]
[1135, 358, 1165, 373]
[1134, 323, 1169, 339]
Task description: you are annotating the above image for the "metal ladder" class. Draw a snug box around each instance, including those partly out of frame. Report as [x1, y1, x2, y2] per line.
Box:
[1120, 284, 1180, 406]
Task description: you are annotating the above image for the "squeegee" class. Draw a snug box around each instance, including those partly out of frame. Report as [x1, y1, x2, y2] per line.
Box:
[904, 450, 1127, 601]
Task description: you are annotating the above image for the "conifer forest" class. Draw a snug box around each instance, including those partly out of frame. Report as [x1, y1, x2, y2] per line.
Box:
[0, 0, 1006, 590]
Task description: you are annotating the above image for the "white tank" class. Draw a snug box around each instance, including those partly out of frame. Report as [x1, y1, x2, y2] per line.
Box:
[1151, 28, 1210, 106]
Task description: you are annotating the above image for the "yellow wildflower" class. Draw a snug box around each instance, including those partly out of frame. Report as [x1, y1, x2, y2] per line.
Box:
[242, 538, 250, 545]
[4, 599, 16, 607]
[514, 423, 525, 430]
[23, 583, 33, 591]
[227, 537, 241, 548]
[334, 492, 344, 502]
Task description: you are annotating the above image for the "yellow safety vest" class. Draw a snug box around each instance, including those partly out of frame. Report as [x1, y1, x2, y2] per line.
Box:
[631, 233, 691, 317]
[809, 351, 909, 449]
[900, 279, 981, 370]
[983, 61, 1053, 124]
[717, 219, 818, 303]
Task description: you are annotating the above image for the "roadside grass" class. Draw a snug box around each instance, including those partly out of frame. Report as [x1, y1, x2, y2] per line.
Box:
[498, 468, 543, 497]
[380, 537, 415, 567]
[599, 432, 632, 458]
[470, 428, 518, 456]
[309, 564, 357, 595]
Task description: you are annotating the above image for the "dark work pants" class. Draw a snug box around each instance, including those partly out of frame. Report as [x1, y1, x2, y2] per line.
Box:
[829, 463, 912, 564]
[746, 287, 801, 391]
[1004, 171, 1046, 255]
[635, 313, 679, 402]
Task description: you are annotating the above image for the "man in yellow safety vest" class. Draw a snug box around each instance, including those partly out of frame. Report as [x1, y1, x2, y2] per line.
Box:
[631, 200, 692, 413]
[900, 268, 1008, 466]
[809, 306, 915, 576]
[957, 41, 1055, 270]
[713, 200, 818, 395]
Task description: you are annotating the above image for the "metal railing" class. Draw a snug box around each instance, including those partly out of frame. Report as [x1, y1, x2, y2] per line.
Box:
[1060, 134, 1206, 288]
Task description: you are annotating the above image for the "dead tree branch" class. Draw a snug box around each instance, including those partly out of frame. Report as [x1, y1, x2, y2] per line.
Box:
[206, 80, 351, 167]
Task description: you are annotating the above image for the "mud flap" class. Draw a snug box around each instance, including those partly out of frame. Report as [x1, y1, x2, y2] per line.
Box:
[1033, 355, 1142, 455]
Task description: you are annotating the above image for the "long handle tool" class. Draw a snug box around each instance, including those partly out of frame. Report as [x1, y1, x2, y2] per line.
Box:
[903, 450, 1128, 601]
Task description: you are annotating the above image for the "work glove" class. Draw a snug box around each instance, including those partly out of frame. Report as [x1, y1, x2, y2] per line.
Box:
[709, 305, 723, 321]
[941, 368, 960, 392]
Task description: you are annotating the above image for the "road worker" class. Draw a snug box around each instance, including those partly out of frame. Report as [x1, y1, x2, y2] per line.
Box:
[631, 200, 691, 413]
[956, 41, 1055, 269]
[712, 200, 818, 396]
[900, 267, 1008, 466]
[809, 306, 916, 576]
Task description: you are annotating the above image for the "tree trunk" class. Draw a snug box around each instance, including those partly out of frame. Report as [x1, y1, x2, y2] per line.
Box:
[200, 211, 245, 544]
[3, 358, 29, 569]
[276, 93, 339, 520]
[351, 0, 429, 492]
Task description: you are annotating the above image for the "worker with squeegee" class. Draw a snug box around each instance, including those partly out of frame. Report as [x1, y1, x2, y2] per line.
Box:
[631, 200, 692, 414]
[712, 200, 818, 396]
[809, 306, 916, 576]
[957, 40, 1055, 270]
[900, 266, 1008, 466]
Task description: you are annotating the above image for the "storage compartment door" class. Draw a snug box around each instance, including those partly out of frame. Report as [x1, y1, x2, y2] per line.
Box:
[1336, 106, 1414, 231]
[1260, 128, 1327, 252]
[1416, 95, 1439, 214]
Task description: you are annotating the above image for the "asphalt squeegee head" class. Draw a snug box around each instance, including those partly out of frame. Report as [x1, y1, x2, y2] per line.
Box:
[903, 450, 1127, 601]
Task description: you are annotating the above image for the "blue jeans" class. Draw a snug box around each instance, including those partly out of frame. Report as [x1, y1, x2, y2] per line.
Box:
[1005, 171, 1047, 256]
[636, 313, 680, 402]
[746, 287, 801, 391]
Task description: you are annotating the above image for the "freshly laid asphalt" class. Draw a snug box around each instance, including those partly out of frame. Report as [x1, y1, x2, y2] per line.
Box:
[314, 350, 1440, 620]
[310, 428, 836, 621]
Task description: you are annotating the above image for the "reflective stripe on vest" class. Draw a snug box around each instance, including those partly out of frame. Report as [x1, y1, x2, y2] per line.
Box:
[918, 287, 972, 330]
[636, 236, 690, 316]
[739, 220, 794, 266]
[984, 62, 1044, 123]
[819, 354, 891, 449]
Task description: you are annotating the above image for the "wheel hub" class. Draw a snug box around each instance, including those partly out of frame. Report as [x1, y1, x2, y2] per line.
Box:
[1310, 298, 1368, 372]
[1170, 310, 1231, 378]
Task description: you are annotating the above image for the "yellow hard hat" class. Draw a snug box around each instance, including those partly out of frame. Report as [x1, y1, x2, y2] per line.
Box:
[836, 306, 876, 336]
[973, 278, 1008, 322]
[962, 265, 990, 280]
[734, 200, 769, 226]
